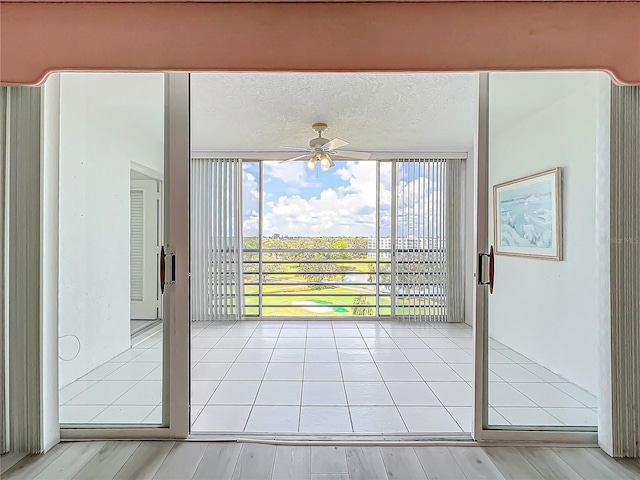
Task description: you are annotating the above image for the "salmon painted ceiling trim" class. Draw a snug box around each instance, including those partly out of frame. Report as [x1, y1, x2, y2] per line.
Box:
[0, 0, 633, 3]
[1, 2, 639, 85]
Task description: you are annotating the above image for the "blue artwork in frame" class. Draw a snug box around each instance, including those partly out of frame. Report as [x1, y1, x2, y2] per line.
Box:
[493, 168, 562, 260]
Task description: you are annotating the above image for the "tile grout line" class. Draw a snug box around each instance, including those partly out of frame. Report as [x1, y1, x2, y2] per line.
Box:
[383, 322, 438, 431]
[244, 321, 284, 432]
[373, 320, 411, 433]
[191, 321, 237, 429]
[381, 321, 414, 433]
[248, 324, 292, 432]
[68, 340, 159, 424]
[235, 321, 257, 431]
[334, 321, 355, 434]
[301, 317, 309, 431]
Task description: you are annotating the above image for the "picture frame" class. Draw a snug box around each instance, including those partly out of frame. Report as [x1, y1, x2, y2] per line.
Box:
[493, 167, 562, 260]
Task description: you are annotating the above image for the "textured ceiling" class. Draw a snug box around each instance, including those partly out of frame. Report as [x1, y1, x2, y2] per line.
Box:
[191, 73, 478, 154]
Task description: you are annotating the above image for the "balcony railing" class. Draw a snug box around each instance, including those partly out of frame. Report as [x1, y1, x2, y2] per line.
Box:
[241, 247, 447, 318]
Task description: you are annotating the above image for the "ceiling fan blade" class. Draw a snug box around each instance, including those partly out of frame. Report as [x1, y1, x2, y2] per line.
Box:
[322, 138, 349, 151]
[279, 154, 310, 164]
[335, 150, 371, 160]
[278, 146, 310, 151]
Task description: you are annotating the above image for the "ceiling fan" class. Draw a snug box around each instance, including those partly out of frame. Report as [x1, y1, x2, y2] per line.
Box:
[279, 123, 371, 171]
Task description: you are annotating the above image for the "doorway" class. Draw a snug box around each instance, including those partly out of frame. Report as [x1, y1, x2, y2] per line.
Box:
[187, 72, 477, 435]
[130, 173, 163, 337]
[45, 70, 605, 440]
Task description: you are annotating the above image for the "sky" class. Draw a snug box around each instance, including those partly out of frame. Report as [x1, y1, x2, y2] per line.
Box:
[242, 160, 444, 238]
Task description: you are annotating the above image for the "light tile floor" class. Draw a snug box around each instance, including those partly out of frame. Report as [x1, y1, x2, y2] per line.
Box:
[59, 329, 164, 425]
[59, 320, 598, 433]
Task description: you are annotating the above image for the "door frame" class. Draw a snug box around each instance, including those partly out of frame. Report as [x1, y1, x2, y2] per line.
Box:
[129, 179, 162, 321]
[61, 73, 190, 440]
[60, 71, 603, 442]
[472, 72, 597, 443]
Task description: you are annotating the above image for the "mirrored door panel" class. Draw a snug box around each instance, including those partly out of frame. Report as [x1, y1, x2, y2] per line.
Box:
[483, 72, 608, 430]
[56, 73, 167, 426]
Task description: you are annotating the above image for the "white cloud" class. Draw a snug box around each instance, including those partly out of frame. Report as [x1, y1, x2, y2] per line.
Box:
[263, 160, 319, 193]
[262, 161, 387, 237]
[336, 166, 353, 182]
[242, 168, 260, 236]
[243, 171, 259, 202]
[245, 160, 445, 238]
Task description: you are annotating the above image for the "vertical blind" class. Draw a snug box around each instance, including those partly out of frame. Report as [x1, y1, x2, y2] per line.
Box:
[130, 190, 144, 302]
[445, 159, 465, 322]
[190, 158, 243, 321]
[393, 159, 464, 322]
[6, 86, 51, 452]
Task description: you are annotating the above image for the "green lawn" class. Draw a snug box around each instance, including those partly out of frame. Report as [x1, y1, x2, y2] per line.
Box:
[242, 283, 444, 317]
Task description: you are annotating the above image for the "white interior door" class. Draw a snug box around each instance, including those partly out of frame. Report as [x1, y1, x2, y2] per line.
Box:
[130, 179, 162, 320]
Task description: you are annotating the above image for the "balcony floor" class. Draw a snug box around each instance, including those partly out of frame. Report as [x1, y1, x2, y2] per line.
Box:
[59, 320, 597, 433]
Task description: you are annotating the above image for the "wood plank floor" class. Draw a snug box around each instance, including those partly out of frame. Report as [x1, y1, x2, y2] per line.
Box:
[3, 442, 639, 480]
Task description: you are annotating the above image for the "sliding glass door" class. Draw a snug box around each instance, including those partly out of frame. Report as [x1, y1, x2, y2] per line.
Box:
[189, 157, 466, 322]
[475, 71, 609, 440]
[57, 73, 189, 436]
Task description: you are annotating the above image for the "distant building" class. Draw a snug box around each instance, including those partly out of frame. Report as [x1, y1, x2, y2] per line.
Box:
[367, 237, 444, 258]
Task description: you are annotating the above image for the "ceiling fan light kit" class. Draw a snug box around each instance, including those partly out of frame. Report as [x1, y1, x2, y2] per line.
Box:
[307, 152, 333, 171]
[320, 155, 334, 171]
[279, 123, 371, 172]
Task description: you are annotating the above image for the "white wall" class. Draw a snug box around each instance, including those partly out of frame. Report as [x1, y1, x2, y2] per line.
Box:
[488, 72, 607, 395]
[58, 73, 164, 387]
[42, 74, 61, 448]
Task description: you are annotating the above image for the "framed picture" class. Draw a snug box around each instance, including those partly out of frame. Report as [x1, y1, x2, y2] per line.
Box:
[493, 168, 562, 260]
